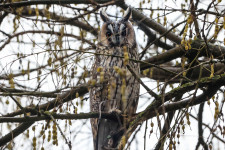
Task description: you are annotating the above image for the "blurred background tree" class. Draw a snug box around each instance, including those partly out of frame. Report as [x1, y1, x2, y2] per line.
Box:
[0, 0, 225, 149]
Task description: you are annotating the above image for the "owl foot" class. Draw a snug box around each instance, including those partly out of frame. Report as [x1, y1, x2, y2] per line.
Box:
[109, 108, 122, 115]
[109, 109, 123, 127]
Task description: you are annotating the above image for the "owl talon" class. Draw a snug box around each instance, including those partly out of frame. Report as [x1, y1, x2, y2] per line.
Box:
[109, 108, 122, 114]
[109, 109, 123, 127]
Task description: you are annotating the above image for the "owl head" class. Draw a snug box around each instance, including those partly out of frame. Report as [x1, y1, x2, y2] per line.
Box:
[98, 7, 136, 48]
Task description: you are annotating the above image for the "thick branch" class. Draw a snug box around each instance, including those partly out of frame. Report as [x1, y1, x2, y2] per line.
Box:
[3, 84, 89, 117]
[0, 87, 59, 98]
[141, 39, 225, 70]
[0, 122, 34, 147]
[119, 4, 182, 44]
[118, 80, 222, 149]
[0, 0, 122, 8]
[141, 62, 225, 82]
[0, 112, 116, 123]
[15, 7, 98, 36]
[137, 22, 174, 50]
[0, 83, 89, 146]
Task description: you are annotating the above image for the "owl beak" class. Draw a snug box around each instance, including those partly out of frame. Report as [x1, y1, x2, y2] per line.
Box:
[111, 35, 120, 47]
[115, 35, 120, 46]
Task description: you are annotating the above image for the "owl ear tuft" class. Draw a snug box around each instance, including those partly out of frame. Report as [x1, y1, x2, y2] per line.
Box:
[100, 10, 110, 22]
[121, 7, 132, 22]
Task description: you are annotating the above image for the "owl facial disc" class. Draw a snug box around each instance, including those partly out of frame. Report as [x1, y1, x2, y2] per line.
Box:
[100, 7, 132, 47]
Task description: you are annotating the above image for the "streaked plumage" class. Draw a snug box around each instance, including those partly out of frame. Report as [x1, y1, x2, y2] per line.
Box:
[90, 7, 140, 150]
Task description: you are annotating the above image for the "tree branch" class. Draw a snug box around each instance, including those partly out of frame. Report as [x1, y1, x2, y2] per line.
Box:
[0, 112, 117, 123]
[117, 79, 223, 149]
[195, 103, 208, 150]
[0, 0, 123, 8]
[0, 122, 34, 147]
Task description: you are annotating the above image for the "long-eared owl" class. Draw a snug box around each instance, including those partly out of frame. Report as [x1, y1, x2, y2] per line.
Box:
[90, 7, 140, 150]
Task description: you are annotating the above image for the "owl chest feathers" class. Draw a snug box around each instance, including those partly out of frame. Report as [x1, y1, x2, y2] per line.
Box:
[97, 46, 138, 76]
[90, 6, 140, 116]
[91, 45, 140, 113]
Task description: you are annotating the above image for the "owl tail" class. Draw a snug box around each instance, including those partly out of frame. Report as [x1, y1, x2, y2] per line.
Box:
[95, 118, 124, 150]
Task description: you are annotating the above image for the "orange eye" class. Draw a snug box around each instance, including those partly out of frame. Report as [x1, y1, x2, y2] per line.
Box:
[121, 29, 126, 36]
[106, 31, 112, 37]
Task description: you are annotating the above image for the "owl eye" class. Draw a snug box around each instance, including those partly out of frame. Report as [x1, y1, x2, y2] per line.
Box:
[121, 29, 126, 36]
[106, 31, 112, 37]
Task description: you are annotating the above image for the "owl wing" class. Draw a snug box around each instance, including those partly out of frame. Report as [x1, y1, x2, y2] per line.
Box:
[90, 45, 110, 150]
